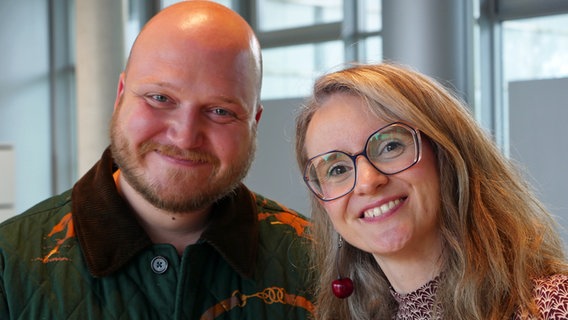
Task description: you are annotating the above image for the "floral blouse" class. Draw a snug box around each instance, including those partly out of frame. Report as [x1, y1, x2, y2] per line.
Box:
[390, 274, 568, 319]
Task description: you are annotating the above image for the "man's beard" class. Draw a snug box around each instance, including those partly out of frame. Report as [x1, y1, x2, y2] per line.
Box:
[110, 118, 255, 213]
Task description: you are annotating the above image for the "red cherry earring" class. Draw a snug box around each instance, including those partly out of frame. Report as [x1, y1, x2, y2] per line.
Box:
[332, 235, 354, 299]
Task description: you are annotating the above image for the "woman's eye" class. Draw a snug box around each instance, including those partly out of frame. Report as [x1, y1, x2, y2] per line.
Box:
[328, 165, 348, 177]
[374, 141, 405, 159]
[383, 141, 403, 153]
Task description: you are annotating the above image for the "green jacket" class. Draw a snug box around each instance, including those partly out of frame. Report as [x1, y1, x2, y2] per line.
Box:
[0, 149, 314, 319]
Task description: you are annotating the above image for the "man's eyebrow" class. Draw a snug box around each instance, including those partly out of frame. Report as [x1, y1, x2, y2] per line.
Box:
[138, 80, 178, 89]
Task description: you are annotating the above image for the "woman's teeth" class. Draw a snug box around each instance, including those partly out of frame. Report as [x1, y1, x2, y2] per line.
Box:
[363, 199, 401, 218]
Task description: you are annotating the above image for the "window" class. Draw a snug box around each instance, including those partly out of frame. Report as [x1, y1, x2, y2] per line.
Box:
[262, 41, 344, 100]
[500, 13, 568, 153]
[257, 0, 342, 31]
[503, 14, 568, 83]
[257, 0, 382, 99]
[161, 0, 231, 9]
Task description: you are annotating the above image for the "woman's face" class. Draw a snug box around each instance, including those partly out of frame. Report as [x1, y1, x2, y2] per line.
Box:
[304, 93, 442, 262]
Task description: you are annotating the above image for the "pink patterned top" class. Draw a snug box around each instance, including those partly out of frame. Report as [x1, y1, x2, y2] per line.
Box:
[390, 274, 568, 319]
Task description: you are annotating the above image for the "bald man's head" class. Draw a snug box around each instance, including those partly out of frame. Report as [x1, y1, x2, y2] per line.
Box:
[125, 1, 262, 103]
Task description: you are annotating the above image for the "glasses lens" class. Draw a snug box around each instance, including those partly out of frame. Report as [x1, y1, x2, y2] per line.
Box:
[303, 123, 420, 201]
[305, 151, 355, 200]
[366, 124, 418, 174]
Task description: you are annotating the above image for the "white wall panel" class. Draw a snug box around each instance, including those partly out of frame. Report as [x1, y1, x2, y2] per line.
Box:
[509, 77, 568, 246]
[0, 146, 15, 221]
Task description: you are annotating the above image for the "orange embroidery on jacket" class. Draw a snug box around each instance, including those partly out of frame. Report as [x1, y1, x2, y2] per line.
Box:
[200, 287, 314, 319]
[41, 212, 75, 263]
[251, 193, 312, 239]
[258, 211, 311, 238]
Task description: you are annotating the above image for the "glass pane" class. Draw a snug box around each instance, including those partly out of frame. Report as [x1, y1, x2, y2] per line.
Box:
[358, 36, 382, 63]
[503, 14, 568, 82]
[257, 0, 342, 31]
[501, 14, 568, 155]
[161, 0, 232, 9]
[358, 0, 382, 32]
[262, 41, 344, 99]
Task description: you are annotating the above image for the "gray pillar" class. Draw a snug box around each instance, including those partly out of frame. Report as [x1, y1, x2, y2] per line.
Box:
[76, 0, 124, 176]
[382, 0, 474, 103]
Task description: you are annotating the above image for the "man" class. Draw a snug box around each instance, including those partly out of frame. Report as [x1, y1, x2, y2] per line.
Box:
[0, 1, 313, 319]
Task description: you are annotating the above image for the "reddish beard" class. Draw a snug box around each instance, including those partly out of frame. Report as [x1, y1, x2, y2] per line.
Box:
[110, 126, 255, 213]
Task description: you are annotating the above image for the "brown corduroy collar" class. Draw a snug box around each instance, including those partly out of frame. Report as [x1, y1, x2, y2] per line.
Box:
[71, 147, 259, 278]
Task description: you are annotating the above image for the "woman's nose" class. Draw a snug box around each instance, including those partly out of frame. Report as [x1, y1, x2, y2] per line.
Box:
[353, 156, 389, 196]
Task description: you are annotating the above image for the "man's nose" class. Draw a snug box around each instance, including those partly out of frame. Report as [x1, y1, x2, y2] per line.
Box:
[167, 107, 204, 149]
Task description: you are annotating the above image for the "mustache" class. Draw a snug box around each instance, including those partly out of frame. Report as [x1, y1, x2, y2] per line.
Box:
[138, 141, 219, 165]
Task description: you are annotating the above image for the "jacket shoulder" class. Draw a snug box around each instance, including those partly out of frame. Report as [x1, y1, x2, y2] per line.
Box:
[252, 192, 311, 239]
[1, 189, 72, 225]
[0, 190, 73, 248]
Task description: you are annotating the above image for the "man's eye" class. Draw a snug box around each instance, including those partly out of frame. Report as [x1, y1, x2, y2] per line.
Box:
[212, 108, 231, 116]
[211, 108, 238, 119]
[206, 107, 239, 124]
[151, 94, 168, 103]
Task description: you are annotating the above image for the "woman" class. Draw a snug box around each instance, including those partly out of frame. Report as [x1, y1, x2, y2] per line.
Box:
[295, 63, 568, 319]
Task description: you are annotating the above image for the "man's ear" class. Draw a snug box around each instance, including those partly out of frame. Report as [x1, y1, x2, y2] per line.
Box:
[255, 104, 263, 124]
[114, 72, 126, 110]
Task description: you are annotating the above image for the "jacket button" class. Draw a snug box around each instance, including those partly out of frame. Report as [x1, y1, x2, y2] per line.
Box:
[151, 256, 168, 274]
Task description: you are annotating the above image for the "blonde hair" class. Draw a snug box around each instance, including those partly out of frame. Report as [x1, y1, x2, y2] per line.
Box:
[295, 63, 567, 319]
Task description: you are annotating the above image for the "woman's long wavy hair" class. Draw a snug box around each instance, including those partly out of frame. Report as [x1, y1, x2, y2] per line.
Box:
[295, 63, 567, 319]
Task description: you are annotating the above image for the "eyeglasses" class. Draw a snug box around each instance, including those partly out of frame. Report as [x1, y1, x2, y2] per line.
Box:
[303, 122, 422, 201]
